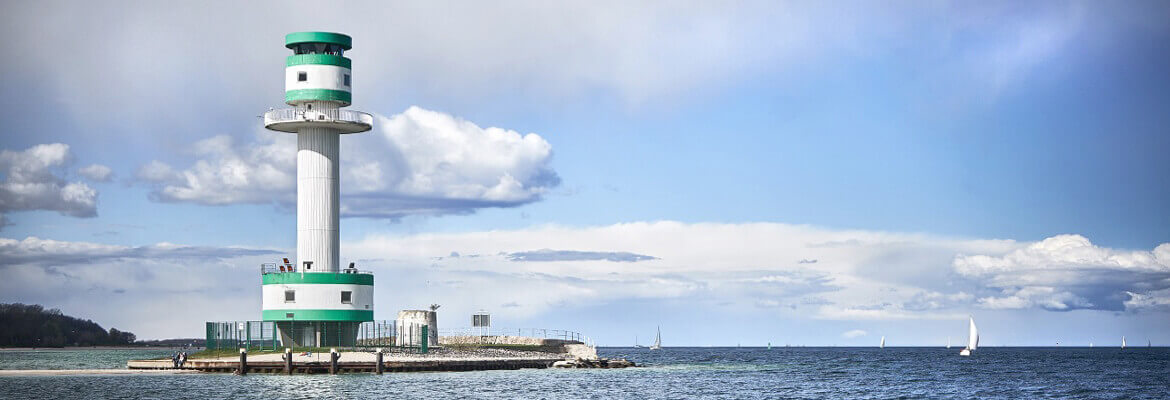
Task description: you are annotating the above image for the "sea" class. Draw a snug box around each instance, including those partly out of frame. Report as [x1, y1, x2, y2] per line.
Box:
[1, 347, 1168, 399]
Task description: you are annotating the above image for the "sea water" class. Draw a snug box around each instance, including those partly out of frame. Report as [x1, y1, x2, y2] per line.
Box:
[1, 347, 1168, 399]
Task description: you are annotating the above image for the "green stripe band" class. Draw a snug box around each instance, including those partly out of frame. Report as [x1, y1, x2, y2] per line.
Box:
[285, 89, 351, 105]
[262, 272, 373, 285]
[262, 309, 373, 321]
[287, 54, 351, 68]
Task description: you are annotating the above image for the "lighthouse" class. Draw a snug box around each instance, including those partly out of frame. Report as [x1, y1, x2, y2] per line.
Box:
[260, 32, 374, 347]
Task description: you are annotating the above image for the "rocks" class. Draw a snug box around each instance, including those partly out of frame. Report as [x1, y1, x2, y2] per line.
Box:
[552, 358, 636, 369]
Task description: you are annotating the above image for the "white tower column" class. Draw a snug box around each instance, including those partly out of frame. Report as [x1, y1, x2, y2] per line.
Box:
[297, 124, 340, 273]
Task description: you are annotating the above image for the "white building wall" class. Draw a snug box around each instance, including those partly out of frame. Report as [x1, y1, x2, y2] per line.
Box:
[261, 283, 373, 311]
[285, 64, 351, 93]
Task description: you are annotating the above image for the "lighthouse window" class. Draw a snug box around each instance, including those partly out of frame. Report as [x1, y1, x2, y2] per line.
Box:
[297, 72, 307, 82]
[284, 290, 295, 303]
[344, 74, 350, 86]
[341, 291, 352, 304]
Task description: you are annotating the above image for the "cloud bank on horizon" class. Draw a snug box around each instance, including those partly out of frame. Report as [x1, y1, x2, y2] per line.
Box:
[3, 222, 1165, 340]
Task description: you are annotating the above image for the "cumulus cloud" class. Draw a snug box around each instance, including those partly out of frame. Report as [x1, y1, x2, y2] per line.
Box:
[506, 249, 657, 263]
[0, 143, 98, 222]
[137, 107, 558, 218]
[77, 164, 113, 182]
[954, 235, 1170, 312]
[842, 329, 867, 338]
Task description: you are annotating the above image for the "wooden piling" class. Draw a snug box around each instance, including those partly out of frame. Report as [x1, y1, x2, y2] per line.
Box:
[284, 348, 292, 375]
[237, 349, 247, 375]
[375, 348, 384, 375]
[329, 348, 339, 375]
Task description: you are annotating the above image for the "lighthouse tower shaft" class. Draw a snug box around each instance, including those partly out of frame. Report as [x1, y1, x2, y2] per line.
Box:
[297, 124, 341, 272]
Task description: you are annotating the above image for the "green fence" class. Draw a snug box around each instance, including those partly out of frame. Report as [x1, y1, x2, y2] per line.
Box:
[205, 320, 427, 352]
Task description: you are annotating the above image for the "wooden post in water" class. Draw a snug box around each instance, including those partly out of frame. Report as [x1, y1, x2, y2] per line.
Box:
[284, 348, 293, 375]
[375, 348, 384, 375]
[238, 348, 247, 375]
[330, 348, 339, 375]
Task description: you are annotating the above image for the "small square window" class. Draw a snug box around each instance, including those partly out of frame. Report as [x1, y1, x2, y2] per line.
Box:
[341, 291, 352, 304]
[297, 72, 307, 82]
[285, 313, 294, 319]
[344, 74, 350, 86]
[284, 290, 295, 302]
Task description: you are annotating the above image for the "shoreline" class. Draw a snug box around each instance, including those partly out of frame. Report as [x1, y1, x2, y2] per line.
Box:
[0, 369, 199, 376]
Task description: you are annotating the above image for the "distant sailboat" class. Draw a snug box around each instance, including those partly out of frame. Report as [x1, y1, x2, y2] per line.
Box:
[1121, 336, 1126, 350]
[634, 335, 645, 349]
[947, 337, 951, 349]
[959, 316, 978, 357]
[880, 336, 885, 349]
[649, 326, 662, 350]
[1148, 339, 1152, 348]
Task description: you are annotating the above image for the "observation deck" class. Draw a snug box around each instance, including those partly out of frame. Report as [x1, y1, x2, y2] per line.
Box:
[263, 108, 373, 134]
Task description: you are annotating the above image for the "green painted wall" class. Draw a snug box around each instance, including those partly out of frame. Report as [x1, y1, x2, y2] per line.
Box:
[285, 89, 351, 105]
[262, 309, 373, 321]
[262, 272, 373, 285]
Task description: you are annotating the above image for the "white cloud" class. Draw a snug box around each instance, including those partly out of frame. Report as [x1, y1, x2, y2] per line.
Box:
[3, 223, 1167, 339]
[136, 106, 558, 218]
[954, 235, 1170, 311]
[0, 236, 280, 267]
[842, 329, 867, 338]
[77, 164, 113, 182]
[0, 143, 98, 222]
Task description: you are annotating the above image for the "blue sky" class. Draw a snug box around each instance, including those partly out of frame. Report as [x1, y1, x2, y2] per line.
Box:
[1, 1, 1168, 345]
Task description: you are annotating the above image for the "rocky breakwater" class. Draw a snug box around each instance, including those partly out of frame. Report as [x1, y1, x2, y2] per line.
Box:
[552, 344, 636, 369]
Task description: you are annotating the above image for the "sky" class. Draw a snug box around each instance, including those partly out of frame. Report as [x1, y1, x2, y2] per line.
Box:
[1, 1, 1168, 346]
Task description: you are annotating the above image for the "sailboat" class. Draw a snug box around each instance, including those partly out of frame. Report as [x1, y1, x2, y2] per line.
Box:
[634, 335, 645, 349]
[947, 337, 951, 349]
[1121, 336, 1126, 350]
[1148, 339, 1152, 348]
[880, 336, 885, 349]
[649, 326, 662, 350]
[959, 316, 978, 356]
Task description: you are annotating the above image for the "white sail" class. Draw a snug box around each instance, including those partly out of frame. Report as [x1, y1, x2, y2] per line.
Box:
[1122, 336, 1126, 349]
[947, 337, 951, 349]
[880, 336, 885, 348]
[967, 316, 978, 351]
[649, 326, 662, 350]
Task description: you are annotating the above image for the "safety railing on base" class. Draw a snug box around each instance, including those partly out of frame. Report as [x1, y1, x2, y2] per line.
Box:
[439, 327, 584, 343]
[205, 320, 430, 352]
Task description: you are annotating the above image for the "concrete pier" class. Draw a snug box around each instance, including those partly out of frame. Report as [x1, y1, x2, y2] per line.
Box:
[127, 354, 565, 373]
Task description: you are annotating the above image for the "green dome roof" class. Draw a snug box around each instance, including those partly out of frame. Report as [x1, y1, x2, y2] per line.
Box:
[285, 31, 352, 50]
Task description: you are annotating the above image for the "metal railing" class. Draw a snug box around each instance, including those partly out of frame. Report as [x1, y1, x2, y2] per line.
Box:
[439, 327, 584, 342]
[205, 320, 427, 352]
[259, 263, 372, 275]
[263, 108, 373, 126]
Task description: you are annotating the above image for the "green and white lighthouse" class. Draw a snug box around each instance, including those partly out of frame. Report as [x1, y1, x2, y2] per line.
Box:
[260, 32, 374, 347]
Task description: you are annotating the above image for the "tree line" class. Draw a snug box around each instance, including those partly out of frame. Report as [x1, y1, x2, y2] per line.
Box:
[0, 303, 137, 347]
